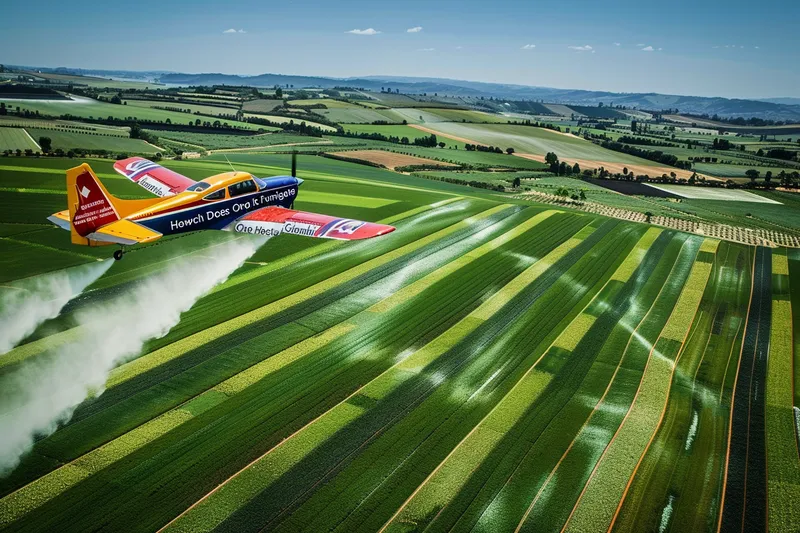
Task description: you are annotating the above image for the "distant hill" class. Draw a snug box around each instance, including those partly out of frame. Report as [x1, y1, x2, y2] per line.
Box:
[756, 97, 800, 106]
[156, 72, 800, 122]
[9, 64, 799, 122]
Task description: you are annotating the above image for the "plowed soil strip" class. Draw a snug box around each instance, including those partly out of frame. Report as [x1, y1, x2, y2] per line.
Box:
[720, 247, 771, 532]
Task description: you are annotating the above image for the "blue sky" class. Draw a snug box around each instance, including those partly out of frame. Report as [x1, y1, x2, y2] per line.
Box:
[2, 0, 798, 99]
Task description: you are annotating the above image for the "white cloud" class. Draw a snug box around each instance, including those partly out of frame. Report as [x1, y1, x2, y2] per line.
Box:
[521, 44, 536, 50]
[223, 28, 246, 34]
[636, 43, 645, 47]
[613, 42, 621, 46]
[407, 26, 423, 33]
[417, 48, 435, 52]
[455, 46, 463, 50]
[658, 47, 663, 51]
[641, 45, 654, 52]
[755, 46, 760, 49]
[568, 45, 593, 51]
[346, 28, 381, 35]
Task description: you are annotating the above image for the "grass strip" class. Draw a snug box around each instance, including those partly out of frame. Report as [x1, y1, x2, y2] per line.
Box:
[610, 227, 662, 283]
[0, 206, 528, 523]
[563, 240, 713, 533]
[106, 203, 510, 387]
[382, 256, 631, 530]
[161, 218, 594, 533]
[0, 200, 457, 372]
[766, 250, 800, 532]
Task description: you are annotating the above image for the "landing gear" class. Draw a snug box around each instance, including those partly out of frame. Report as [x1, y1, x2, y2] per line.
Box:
[113, 248, 125, 261]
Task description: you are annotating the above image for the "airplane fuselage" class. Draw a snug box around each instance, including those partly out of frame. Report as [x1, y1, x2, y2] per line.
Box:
[129, 175, 299, 236]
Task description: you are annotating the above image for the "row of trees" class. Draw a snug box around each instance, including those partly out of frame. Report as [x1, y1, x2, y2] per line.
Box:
[464, 144, 514, 154]
[617, 135, 674, 147]
[599, 140, 692, 169]
[544, 152, 582, 176]
[339, 130, 445, 147]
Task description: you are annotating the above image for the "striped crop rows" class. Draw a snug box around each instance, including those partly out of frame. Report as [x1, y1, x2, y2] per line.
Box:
[1, 194, 799, 533]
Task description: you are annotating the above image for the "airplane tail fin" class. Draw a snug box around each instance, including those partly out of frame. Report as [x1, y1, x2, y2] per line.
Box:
[67, 164, 121, 245]
[62, 163, 161, 246]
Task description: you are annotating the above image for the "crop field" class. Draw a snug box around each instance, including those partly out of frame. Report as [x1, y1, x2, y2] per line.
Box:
[0, 117, 130, 136]
[341, 124, 464, 148]
[1, 97, 260, 130]
[0, 128, 39, 151]
[241, 99, 284, 114]
[315, 107, 507, 126]
[150, 131, 317, 151]
[23, 128, 160, 154]
[240, 113, 337, 132]
[0, 154, 798, 533]
[693, 163, 799, 178]
[20, 71, 158, 90]
[412, 122, 669, 166]
[566, 105, 627, 119]
[644, 183, 782, 203]
[288, 99, 360, 108]
[315, 107, 405, 124]
[327, 150, 459, 170]
[124, 99, 239, 117]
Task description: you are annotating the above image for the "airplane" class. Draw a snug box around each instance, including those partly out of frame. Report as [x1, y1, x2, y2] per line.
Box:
[47, 155, 396, 260]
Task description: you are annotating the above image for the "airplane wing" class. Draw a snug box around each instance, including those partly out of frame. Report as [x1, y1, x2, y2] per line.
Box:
[86, 219, 163, 245]
[230, 206, 395, 240]
[113, 157, 197, 198]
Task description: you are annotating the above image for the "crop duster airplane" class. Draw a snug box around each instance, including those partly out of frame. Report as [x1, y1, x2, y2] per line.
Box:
[48, 156, 395, 260]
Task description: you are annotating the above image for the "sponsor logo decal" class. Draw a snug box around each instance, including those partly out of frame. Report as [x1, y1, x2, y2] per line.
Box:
[318, 218, 366, 238]
[125, 159, 161, 180]
[233, 221, 283, 237]
[284, 221, 321, 237]
[139, 176, 174, 197]
[72, 172, 118, 236]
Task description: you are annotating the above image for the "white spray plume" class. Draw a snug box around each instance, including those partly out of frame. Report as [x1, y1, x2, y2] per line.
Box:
[0, 261, 113, 355]
[0, 235, 266, 473]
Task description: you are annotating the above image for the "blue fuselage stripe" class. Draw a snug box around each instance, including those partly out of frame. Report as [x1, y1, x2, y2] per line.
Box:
[138, 184, 297, 235]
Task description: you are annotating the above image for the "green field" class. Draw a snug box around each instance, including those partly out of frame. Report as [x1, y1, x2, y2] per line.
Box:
[1, 97, 261, 130]
[341, 124, 465, 148]
[0, 154, 796, 533]
[694, 162, 799, 178]
[240, 113, 337, 132]
[124, 99, 239, 117]
[24, 128, 159, 154]
[149, 131, 316, 150]
[0, 128, 39, 151]
[419, 122, 668, 165]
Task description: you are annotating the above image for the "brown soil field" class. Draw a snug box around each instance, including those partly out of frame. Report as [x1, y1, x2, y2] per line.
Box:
[327, 150, 458, 170]
[409, 124, 714, 181]
[513, 153, 719, 181]
[408, 124, 483, 145]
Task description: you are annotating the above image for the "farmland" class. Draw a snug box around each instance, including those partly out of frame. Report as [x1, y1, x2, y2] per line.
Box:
[24, 128, 160, 154]
[148, 131, 319, 151]
[327, 149, 459, 170]
[0, 128, 39, 151]
[413, 122, 669, 165]
[0, 96, 261, 130]
[0, 152, 798, 533]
